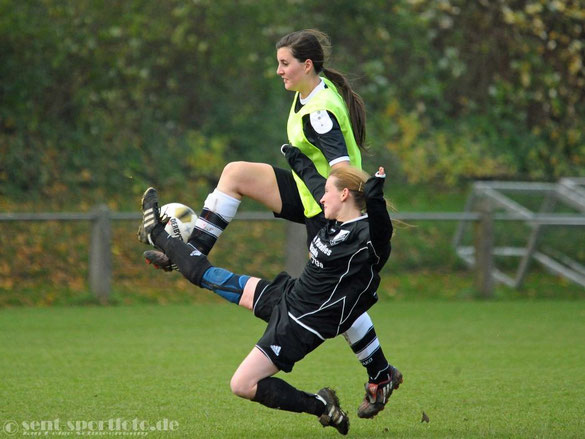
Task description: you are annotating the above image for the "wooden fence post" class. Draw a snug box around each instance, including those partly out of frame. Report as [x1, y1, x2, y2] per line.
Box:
[474, 198, 494, 298]
[285, 222, 308, 277]
[89, 204, 112, 304]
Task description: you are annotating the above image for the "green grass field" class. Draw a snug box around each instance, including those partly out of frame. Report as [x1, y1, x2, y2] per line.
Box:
[1, 301, 584, 438]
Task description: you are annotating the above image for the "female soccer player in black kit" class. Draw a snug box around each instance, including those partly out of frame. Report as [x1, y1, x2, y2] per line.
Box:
[141, 29, 401, 419]
[139, 145, 400, 435]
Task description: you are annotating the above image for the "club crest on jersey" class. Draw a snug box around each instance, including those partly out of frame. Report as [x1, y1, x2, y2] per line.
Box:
[310, 110, 333, 134]
[330, 229, 350, 245]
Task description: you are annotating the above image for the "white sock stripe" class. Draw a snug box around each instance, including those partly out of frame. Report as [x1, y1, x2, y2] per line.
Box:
[194, 218, 223, 238]
[343, 312, 374, 344]
[203, 189, 241, 223]
[356, 338, 380, 361]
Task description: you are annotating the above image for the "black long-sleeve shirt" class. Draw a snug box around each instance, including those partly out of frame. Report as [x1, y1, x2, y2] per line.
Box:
[281, 146, 392, 339]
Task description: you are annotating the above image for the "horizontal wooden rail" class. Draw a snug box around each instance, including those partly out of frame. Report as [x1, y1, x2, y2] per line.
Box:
[1, 207, 583, 302]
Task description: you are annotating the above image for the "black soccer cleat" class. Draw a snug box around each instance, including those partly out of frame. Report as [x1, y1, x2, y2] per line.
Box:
[357, 365, 403, 419]
[138, 187, 163, 246]
[317, 387, 349, 435]
[144, 250, 177, 272]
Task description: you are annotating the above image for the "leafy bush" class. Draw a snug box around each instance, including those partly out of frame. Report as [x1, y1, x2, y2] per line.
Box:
[1, 0, 584, 202]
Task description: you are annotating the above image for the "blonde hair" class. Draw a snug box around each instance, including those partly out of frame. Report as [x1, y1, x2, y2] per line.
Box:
[329, 165, 399, 216]
[329, 166, 371, 211]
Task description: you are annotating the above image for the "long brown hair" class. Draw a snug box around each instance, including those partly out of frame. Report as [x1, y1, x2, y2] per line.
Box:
[276, 29, 367, 152]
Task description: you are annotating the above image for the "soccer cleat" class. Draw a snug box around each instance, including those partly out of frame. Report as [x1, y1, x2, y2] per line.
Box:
[144, 250, 177, 272]
[137, 222, 150, 245]
[317, 387, 349, 435]
[139, 187, 164, 246]
[357, 366, 403, 419]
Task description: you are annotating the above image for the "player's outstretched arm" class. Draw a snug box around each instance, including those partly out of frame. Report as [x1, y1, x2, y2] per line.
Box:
[365, 167, 392, 268]
[281, 144, 327, 204]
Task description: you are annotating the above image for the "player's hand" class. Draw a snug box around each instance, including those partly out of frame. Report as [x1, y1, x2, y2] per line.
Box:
[281, 143, 301, 157]
[365, 166, 387, 199]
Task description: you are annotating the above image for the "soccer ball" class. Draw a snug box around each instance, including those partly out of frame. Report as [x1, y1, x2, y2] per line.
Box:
[160, 203, 197, 243]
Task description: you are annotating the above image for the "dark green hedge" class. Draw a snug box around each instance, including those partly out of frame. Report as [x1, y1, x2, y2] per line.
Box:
[1, 0, 583, 203]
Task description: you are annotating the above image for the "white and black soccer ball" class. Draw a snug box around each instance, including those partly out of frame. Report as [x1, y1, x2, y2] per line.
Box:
[160, 203, 197, 243]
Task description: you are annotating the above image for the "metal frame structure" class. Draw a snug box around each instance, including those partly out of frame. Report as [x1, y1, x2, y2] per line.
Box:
[453, 177, 585, 289]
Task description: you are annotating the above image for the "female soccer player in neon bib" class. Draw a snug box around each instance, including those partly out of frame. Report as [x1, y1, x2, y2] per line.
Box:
[141, 30, 401, 418]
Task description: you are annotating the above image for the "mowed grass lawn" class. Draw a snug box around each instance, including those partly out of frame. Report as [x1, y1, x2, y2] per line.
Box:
[1, 301, 584, 438]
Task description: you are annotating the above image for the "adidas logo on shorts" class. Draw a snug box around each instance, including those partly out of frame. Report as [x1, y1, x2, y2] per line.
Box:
[270, 345, 281, 356]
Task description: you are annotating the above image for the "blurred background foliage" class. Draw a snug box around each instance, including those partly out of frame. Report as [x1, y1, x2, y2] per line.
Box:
[1, 0, 584, 303]
[1, 0, 584, 209]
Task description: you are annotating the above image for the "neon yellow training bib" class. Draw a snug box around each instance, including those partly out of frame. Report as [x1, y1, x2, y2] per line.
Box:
[287, 77, 362, 218]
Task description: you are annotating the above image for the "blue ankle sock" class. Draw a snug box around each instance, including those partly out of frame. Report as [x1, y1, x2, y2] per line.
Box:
[201, 267, 250, 304]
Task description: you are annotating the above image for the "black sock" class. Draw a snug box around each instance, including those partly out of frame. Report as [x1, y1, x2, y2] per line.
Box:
[252, 377, 325, 416]
[367, 353, 391, 384]
[188, 208, 230, 255]
[152, 226, 211, 286]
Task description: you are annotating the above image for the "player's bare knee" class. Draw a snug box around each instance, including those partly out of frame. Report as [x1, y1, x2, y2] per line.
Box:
[230, 375, 255, 399]
[220, 161, 248, 191]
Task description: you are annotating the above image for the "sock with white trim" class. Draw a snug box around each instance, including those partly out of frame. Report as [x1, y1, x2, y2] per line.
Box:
[188, 189, 241, 255]
[344, 312, 391, 384]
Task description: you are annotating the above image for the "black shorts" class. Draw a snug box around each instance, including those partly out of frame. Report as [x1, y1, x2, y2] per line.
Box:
[252, 272, 324, 372]
[272, 166, 328, 247]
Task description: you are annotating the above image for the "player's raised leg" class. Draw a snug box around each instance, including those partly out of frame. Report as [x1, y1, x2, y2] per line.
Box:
[139, 187, 268, 307]
[143, 162, 282, 270]
[190, 161, 282, 254]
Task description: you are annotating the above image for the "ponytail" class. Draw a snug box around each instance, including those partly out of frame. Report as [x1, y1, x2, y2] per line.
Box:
[322, 67, 367, 152]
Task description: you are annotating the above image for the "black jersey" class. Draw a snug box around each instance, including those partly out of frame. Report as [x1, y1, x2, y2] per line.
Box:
[280, 145, 393, 340]
[285, 216, 384, 339]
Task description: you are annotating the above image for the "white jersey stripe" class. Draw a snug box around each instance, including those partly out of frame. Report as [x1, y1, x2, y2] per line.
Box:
[296, 246, 369, 322]
[288, 312, 325, 340]
[340, 265, 376, 328]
